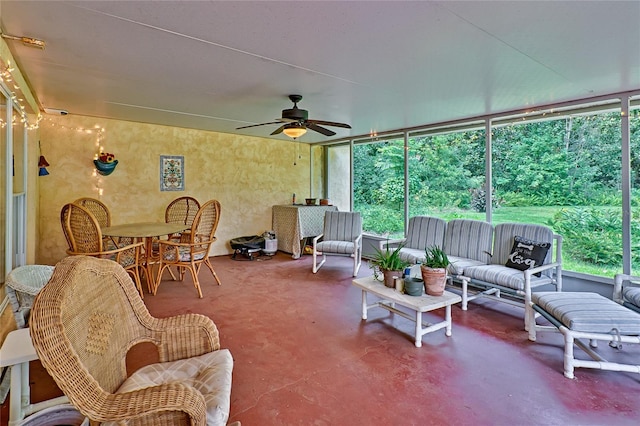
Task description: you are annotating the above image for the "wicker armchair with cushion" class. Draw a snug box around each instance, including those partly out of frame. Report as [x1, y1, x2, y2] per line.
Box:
[62, 202, 144, 298]
[29, 255, 235, 425]
[156, 199, 222, 298]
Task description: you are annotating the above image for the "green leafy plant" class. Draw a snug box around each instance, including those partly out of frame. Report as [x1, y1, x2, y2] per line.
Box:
[423, 245, 450, 269]
[370, 242, 410, 273]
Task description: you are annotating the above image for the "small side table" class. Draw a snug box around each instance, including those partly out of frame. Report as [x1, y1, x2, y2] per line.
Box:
[0, 328, 68, 426]
[5, 265, 54, 328]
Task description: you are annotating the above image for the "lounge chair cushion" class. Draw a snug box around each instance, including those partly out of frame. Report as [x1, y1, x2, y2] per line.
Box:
[533, 292, 640, 334]
[113, 349, 233, 426]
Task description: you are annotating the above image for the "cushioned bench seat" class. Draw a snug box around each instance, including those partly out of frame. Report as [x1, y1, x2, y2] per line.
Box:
[623, 287, 640, 312]
[462, 264, 555, 292]
[528, 291, 640, 379]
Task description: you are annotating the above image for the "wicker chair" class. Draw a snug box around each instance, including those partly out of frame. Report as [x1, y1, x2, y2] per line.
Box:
[165, 196, 201, 242]
[73, 197, 111, 228]
[62, 202, 145, 298]
[29, 256, 235, 425]
[73, 196, 131, 247]
[60, 203, 74, 251]
[156, 199, 222, 298]
[5, 264, 54, 328]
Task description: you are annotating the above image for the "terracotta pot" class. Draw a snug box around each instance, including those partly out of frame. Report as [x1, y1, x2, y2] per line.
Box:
[382, 269, 403, 288]
[420, 265, 447, 296]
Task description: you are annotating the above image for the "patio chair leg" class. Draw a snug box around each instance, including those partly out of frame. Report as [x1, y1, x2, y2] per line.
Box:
[186, 264, 203, 298]
[203, 257, 222, 285]
[563, 330, 576, 379]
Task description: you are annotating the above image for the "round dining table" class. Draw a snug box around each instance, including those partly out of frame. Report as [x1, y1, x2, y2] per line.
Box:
[102, 222, 189, 293]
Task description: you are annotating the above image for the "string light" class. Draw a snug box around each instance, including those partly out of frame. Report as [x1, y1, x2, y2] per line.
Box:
[0, 60, 41, 129]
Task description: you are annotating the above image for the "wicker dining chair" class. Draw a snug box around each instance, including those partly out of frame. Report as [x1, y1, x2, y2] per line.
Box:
[29, 255, 235, 425]
[165, 196, 201, 242]
[72, 196, 131, 247]
[156, 199, 222, 298]
[60, 203, 74, 252]
[62, 202, 145, 298]
[73, 197, 111, 228]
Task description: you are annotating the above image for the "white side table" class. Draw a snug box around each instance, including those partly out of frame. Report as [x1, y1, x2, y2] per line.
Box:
[0, 328, 68, 426]
[5, 265, 54, 328]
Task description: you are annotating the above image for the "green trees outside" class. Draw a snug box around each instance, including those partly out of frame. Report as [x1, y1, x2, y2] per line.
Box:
[353, 110, 640, 275]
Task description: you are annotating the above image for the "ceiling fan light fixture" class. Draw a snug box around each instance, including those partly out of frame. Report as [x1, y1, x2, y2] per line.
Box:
[283, 123, 307, 139]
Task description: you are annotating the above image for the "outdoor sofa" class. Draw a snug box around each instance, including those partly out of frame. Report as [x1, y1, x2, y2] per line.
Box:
[380, 217, 563, 329]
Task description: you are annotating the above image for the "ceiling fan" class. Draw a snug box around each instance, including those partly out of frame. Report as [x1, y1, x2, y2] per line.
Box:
[236, 94, 351, 138]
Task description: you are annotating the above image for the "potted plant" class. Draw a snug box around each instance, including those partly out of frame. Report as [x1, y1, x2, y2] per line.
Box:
[420, 245, 450, 296]
[370, 242, 410, 288]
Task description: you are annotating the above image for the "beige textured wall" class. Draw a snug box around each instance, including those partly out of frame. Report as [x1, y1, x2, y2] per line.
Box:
[37, 114, 313, 265]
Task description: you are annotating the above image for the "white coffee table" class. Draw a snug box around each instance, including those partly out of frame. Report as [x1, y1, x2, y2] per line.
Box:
[352, 276, 462, 347]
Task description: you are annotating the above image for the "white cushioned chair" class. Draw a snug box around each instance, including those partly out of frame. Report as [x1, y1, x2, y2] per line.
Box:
[312, 211, 363, 276]
[30, 255, 236, 425]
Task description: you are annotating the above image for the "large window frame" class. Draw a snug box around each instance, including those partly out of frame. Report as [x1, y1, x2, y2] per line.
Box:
[322, 90, 640, 278]
[1, 81, 29, 277]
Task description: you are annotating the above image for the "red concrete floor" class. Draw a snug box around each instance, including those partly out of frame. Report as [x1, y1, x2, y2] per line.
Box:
[3, 252, 640, 425]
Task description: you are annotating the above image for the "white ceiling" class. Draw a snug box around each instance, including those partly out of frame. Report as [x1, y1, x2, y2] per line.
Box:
[1, 1, 638, 143]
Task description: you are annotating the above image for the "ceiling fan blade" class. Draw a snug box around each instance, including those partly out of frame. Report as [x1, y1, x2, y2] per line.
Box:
[236, 121, 281, 130]
[308, 119, 351, 129]
[307, 123, 336, 136]
[270, 125, 286, 135]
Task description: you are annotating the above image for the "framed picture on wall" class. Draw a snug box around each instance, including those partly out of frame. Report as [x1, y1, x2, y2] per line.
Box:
[160, 155, 184, 191]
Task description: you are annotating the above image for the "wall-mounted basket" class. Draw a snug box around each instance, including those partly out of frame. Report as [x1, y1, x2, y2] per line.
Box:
[94, 159, 118, 176]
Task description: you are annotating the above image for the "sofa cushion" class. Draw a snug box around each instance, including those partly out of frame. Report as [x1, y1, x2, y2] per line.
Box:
[504, 236, 550, 277]
[462, 264, 553, 291]
[447, 256, 486, 275]
[111, 349, 233, 426]
[398, 247, 426, 265]
[533, 292, 640, 334]
[443, 219, 493, 264]
[623, 286, 640, 309]
[317, 240, 355, 255]
[405, 216, 447, 251]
